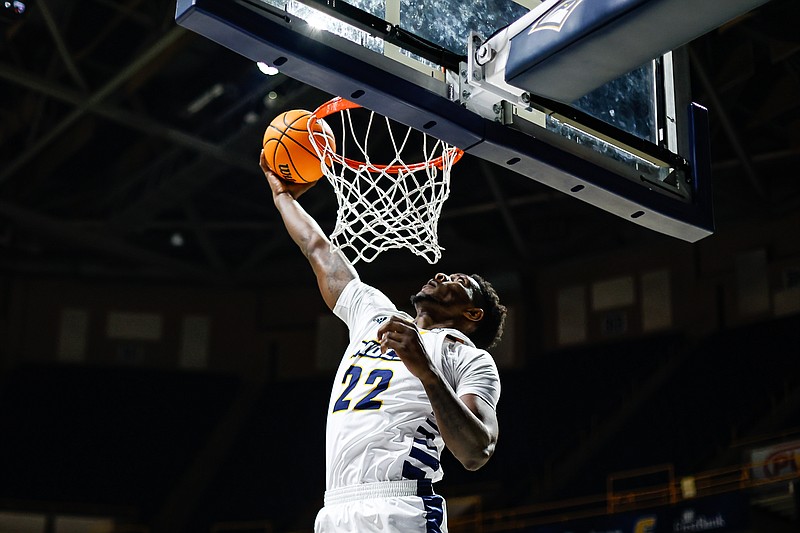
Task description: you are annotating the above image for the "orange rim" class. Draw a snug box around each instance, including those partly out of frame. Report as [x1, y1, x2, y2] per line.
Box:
[308, 96, 464, 174]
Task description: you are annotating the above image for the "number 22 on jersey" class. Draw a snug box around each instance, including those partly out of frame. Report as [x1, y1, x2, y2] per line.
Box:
[333, 365, 393, 412]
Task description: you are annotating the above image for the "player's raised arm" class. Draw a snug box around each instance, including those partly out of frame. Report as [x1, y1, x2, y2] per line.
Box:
[260, 151, 357, 310]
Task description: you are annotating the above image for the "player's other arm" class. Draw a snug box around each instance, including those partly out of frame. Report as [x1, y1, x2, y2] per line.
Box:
[261, 151, 357, 310]
[426, 384, 499, 471]
[377, 317, 499, 470]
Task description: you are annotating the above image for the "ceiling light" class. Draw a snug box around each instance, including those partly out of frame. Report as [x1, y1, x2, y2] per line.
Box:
[186, 83, 225, 115]
[256, 62, 279, 76]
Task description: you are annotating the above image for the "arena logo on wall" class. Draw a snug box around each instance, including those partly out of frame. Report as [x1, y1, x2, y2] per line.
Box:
[634, 516, 657, 533]
[672, 508, 726, 532]
[749, 439, 800, 480]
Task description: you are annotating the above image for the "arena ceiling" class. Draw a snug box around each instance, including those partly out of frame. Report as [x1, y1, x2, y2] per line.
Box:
[1, 0, 799, 286]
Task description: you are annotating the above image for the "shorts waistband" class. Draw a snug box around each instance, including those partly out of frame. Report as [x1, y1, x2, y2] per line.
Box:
[324, 480, 434, 506]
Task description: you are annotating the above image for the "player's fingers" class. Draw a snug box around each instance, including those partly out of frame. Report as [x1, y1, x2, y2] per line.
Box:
[379, 331, 399, 353]
[382, 328, 418, 353]
[378, 315, 415, 336]
[376, 320, 392, 339]
[260, 152, 281, 182]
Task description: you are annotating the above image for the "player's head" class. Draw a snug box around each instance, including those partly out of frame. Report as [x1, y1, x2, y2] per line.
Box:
[411, 272, 507, 350]
[467, 273, 507, 350]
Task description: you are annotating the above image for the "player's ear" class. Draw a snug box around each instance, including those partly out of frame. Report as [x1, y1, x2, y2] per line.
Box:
[463, 307, 484, 323]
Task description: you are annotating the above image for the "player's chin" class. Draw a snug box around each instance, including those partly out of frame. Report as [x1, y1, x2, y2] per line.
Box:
[410, 293, 440, 306]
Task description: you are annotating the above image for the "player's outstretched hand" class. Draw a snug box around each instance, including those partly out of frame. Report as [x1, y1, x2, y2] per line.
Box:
[377, 316, 436, 383]
[260, 150, 317, 200]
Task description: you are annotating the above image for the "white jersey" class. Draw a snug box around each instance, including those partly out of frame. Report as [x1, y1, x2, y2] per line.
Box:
[326, 279, 501, 490]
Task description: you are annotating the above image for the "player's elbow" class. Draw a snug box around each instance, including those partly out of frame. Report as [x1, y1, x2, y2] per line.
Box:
[461, 443, 495, 471]
[303, 232, 331, 260]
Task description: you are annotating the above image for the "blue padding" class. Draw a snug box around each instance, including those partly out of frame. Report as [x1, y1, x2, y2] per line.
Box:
[506, 0, 769, 102]
[510, 0, 649, 72]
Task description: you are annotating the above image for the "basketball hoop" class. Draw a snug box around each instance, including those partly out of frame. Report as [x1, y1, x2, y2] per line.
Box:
[307, 97, 464, 264]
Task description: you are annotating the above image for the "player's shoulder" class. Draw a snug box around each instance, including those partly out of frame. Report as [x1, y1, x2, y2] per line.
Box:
[433, 329, 489, 360]
[434, 330, 498, 387]
[440, 329, 478, 350]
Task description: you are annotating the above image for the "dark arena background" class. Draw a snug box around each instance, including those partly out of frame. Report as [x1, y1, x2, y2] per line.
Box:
[1, 1, 800, 532]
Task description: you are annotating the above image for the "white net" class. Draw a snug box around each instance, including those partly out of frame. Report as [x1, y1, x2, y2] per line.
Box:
[309, 98, 462, 264]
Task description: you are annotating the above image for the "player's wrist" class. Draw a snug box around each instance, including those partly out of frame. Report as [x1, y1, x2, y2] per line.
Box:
[273, 189, 295, 204]
[417, 365, 442, 387]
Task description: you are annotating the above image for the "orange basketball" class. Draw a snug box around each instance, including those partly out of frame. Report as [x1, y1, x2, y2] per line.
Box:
[262, 109, 336, 183]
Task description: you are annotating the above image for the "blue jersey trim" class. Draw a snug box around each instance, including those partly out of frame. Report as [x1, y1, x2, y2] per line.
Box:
[409, 446, 440, 470]
[402, 461, 427, 480]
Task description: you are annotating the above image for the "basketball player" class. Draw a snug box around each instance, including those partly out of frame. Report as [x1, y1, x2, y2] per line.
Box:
[260, 151, 506, 533]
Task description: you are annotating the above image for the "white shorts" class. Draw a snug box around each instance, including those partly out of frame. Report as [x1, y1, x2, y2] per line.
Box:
[315, 480, 448, 533]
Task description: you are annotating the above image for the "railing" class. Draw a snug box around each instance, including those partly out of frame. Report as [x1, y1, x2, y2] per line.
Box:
[449, 459, 800, 532]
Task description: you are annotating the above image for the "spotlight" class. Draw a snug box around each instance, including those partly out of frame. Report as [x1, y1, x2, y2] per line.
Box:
[262, 91, 279, 107]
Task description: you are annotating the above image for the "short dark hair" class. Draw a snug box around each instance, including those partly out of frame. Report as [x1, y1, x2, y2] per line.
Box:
[468, 274, 507, 350]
